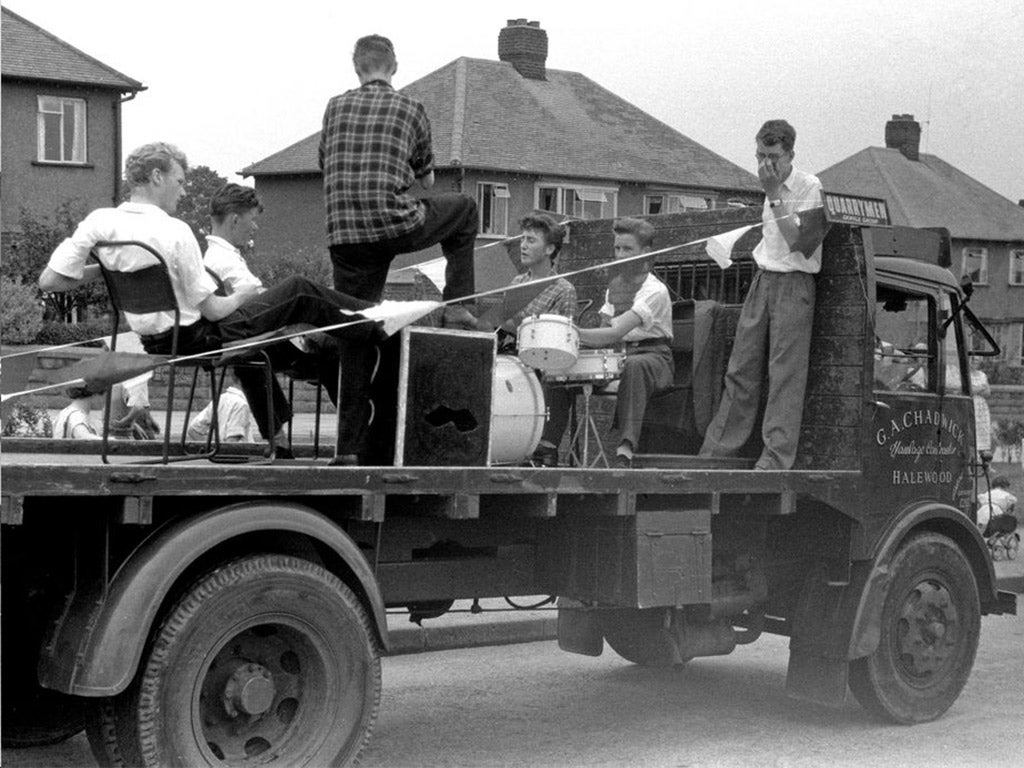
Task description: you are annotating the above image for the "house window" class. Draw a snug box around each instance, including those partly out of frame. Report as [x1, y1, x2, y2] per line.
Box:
[960, 247, 988, 285]
[477, 182, 510, 236]
[644, 194, 708, 215]
[37, 96, 87, 164]
[1010, 250, 1024, 286]
[537, 184, 618, 220]
[979, 322, 1023, 366]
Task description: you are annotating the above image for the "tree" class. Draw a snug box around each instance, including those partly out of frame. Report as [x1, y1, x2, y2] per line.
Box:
[248, 244, 332, 287]
[994, 420, 1024, 462]
[6, 201, 107, 322]
[175, 165, 229, 250]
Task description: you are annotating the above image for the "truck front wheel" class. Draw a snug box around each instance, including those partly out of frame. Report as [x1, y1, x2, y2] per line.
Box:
[848, 532, 980, 724]
[86, 554, 381, 767]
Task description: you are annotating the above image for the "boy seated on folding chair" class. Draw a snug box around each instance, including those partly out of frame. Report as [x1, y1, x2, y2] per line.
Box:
[39, 141, 380, 464]
[204, 183, 339, 380]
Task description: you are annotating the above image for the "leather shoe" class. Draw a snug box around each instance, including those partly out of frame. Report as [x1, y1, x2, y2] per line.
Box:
[529, 444, 558, 467]
[614, 454, 633, 469]
[265, 444, 295, 460]
[329, 453, 360, 466]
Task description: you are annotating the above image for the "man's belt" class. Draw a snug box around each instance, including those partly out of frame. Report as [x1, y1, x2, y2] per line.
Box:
[623, 338, 671, 352]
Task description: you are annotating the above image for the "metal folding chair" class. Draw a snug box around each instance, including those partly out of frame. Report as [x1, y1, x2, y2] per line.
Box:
[93, 240, 276, 464]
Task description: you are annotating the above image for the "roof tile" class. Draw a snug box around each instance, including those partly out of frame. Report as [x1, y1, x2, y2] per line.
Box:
[244, 57, 758, 192]
[1, 7, 143, 91]
[818, 147, 1024, 242]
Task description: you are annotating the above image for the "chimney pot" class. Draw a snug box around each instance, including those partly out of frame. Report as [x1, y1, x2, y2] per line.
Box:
[498, 19, 548, 80]
[885, 114, 921, 162]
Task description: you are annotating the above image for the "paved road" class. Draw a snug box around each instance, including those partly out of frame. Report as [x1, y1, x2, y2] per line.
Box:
[6, 609, 1022, 768]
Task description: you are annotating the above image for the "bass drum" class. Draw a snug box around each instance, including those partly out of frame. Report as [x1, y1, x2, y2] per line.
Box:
[489, 355, 546, 465]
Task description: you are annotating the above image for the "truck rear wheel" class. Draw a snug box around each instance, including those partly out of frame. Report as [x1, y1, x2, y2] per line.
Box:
[86, 554, 381, 767]
[601, 608, 688, 666]
[848, 532, 980, 724]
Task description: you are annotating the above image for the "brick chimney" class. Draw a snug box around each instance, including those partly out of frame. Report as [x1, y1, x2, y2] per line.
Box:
[498, 19, 547, 80]
[885, 114, 921, 161]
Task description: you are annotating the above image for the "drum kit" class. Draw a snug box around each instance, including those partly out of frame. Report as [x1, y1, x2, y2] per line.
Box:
[482, 314, 625, 466]
[514, 314, 624, 467]
[517, 314, 624, 381]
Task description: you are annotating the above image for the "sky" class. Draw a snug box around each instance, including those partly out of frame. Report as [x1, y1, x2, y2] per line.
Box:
[6, 0, 1023, 202]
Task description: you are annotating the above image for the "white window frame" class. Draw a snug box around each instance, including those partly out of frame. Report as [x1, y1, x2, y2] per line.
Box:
[960, 246, 988, 285]
[536, 183, 618, 221]
[37, 96, 88, 164]
[477, 182, 511, 237]
[1009, 249, 1024, 286]
[645, 193, 710, 216]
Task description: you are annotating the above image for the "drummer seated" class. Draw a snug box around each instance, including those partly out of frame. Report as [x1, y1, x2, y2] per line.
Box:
[450, 213, 576, 350]
[534, 218, 673, 468]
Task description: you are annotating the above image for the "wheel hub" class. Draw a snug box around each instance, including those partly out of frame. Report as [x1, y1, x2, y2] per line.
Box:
[199, 624, 317, 762]
[896, 581, 958, 677]
[223, 663, 276, 717]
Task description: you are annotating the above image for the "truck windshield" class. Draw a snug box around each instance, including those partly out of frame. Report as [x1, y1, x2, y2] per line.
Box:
[873, 286, 934, 392]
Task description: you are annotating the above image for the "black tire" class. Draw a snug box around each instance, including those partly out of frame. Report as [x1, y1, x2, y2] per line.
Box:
[848, 532, 980, 724]
[601, 608, 688, 667]
[85, 554, 381, 767]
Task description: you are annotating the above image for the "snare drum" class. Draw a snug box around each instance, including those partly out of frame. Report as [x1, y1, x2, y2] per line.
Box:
[517, 314, 579, 372]
[546, 349, 625, 383]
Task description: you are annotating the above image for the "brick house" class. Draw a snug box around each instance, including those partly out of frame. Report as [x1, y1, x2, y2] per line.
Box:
[1, 7, 144, 255]
[819, 114, 1024, 370]
[241, 19, 761, 292]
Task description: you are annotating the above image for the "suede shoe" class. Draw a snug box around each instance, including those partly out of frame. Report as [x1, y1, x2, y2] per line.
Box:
[442, 305, 478, 330]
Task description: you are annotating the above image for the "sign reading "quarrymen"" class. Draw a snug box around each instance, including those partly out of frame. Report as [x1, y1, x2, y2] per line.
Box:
[821, 191, 891, 226]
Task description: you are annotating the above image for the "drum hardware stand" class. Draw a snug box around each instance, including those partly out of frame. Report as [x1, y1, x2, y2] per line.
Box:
[568, 382, 609, 468]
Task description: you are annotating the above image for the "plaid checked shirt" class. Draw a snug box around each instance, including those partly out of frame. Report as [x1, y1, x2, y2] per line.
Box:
[318, 81, 434, 244]
[508, 271, 578, 328]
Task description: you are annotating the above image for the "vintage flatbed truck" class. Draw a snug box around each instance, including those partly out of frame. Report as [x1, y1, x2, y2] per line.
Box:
[0, 208, 1016, 767]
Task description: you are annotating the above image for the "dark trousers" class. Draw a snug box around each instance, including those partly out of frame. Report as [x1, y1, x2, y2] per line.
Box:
[142, 276, 377, 445]
[329, 194, 479, 302]
[612, 346, 675, 449]
[699, 270, 815, 469]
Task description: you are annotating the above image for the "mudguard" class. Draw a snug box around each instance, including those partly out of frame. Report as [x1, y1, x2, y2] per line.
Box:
[787, 501, 999, 706]
[38, 501, 387, 697]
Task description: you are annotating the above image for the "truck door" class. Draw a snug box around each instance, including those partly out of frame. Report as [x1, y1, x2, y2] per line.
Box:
[867, 280, 975, 517]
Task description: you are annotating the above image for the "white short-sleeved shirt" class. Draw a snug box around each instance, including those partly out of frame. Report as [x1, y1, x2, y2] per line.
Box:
[600, 272, 673, 343]
[186, 386, 258, 443]
[203, 236, 265, 296]
[46, 202, 217, 336]
[754, 166, 824, 274]
[53, 404, 100, 440]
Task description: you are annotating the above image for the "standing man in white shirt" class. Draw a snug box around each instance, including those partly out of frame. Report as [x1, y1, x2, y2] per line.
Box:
[700, 120, 824, 470]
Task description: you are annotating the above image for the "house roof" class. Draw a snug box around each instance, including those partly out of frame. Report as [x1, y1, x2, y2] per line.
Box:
[1, 7, 143, 92]
[243, 57, 758, 193]
[818, 147, 1024, 243]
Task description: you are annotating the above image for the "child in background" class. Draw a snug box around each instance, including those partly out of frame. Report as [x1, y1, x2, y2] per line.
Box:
[53, 385, 104, 440]
[977, 475, 1019, 561]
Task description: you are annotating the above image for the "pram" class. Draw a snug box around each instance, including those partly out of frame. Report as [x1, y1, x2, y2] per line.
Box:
[976, 500, 1020, 561]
